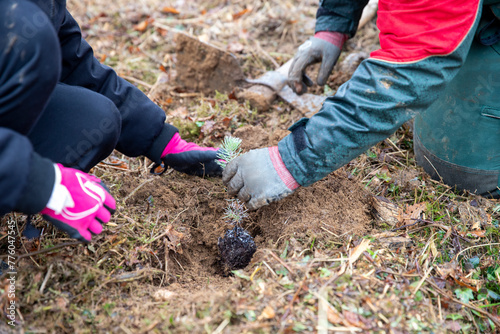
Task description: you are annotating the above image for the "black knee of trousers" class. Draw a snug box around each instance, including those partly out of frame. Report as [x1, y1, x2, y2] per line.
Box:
[0, 0, 61, 135]
[28, 84, 122, 172]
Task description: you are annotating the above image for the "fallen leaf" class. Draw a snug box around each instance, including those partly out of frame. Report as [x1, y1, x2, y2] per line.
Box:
[222, 116, 233, 128]
[343, 310, 367, 329]
[170, 106, 189, 119]
[134, 18, 154, 32]
[233, 8, 251, 20]
[258, 305, 275, 320]
[55, 297, 68, 311]
[153, 289, 176, 301]
[458, 230, 486, 238]
[161, 7, 180, 14]
[471, 220, 481, 230]
[452, 276, 478, 292]
[326, 307, 343, 325]
[349, 239, 370, 266]
[446, 321, 462, 332]
[227, 41, 244, 54]
[399, 202, 426, 225]
[430, 237, 438, 257]
[165, 225, 185, 254]
[200, 120, 216, 136]
[435, 260, 459, 279]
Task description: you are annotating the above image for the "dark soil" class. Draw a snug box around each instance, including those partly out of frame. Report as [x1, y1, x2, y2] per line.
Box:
[218, 226, 257, 271]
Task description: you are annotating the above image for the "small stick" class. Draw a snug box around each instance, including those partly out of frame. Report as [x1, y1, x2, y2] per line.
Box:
[122, 178, 155, 204]
[411, 266, 433, 297]
[39, 264, 54, 294]
[268, 251, 295, 278]
[121, 75, 153, 89]
[262, 261, 277, 277]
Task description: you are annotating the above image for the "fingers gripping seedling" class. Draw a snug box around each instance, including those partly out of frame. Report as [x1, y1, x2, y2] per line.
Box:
[216, 136, 242, 168]
[217, 136, 256, 271]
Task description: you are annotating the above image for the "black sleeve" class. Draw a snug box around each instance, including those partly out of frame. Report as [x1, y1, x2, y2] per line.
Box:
[0, 128, 55, 215]
[57, 10, 178, 162]
[315, 0, 370, 37]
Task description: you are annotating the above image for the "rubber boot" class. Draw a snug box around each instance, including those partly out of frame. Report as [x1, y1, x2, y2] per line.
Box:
[414, 36, 500, 198]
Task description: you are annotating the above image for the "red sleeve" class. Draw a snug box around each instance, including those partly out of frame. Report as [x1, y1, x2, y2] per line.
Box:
[371, 0, 482, 63]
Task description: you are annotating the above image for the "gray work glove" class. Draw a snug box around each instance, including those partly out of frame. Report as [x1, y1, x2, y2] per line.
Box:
[222, 147, 300, 210]
[288, 31, 347, 95]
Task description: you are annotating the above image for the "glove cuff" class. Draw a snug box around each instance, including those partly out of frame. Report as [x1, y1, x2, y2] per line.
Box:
[44, 164, 74, 214]
[161, 132, 181, 158]
[15, 152, 56, 214]
[145, 123, 179, 164]
[314, 31, 348, 48]
[269, 146, 300, 191]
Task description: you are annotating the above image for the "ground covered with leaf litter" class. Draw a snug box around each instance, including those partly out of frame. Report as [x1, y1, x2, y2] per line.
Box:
[1, 0, 499, 333]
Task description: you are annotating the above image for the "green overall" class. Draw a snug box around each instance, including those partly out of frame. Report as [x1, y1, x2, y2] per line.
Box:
[414, 5, 500, 198]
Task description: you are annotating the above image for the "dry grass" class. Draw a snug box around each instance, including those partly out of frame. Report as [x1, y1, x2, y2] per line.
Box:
[1, 1, 499, 333]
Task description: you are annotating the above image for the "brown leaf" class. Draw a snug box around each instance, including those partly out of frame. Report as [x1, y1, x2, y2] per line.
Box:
[55, 297, 68, 311]
[170, 106, 189, 119]
[200, 120, 216, 137]
[153, 289, 176, 301]
[399, 202, 426, 224]
[133, 18, 154, 32]
[342, 310, 366, 329]
[459, 230, 486, 238]
[326, 307, 343, 325]
[222, 116, 233, 128]
[435, 260, 459, 279]
[227, 41, 244, 54]
[161, 7, 180, 15]
[446, 321, 462, 332]
[452, 276, 478, 292]
[471, 220, 481, 230]
[258, 305, 275, 320]
[165, 225, 185, 254]
[349, 239, 370, 266]
[232, 8, 251, 20]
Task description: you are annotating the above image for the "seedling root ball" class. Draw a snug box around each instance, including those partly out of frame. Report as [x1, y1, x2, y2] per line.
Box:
[218, 226, 256, 270]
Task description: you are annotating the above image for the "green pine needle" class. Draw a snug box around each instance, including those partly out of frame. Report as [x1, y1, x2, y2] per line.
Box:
[217, 136, 242, 169]
[223, 199, 248, 225]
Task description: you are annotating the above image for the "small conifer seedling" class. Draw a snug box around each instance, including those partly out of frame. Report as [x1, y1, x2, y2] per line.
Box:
[216, 136, 242, 169]
[216, 136, 256, 271]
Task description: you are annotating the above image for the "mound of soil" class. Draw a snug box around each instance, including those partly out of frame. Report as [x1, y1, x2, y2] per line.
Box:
[116, 126, 373, 290]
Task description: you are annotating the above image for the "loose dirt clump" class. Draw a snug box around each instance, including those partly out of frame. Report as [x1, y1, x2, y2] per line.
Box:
[174, 33, 245, 94]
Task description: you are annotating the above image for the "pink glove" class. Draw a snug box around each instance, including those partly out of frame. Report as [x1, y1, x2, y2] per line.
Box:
[40, 164, 116, 242]
[153, 133, 222, 177]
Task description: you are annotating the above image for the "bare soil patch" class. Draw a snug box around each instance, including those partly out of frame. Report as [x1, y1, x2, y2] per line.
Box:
[114, 125, 372, 294]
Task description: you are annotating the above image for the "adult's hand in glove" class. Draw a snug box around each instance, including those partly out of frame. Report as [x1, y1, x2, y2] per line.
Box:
[288, 31, 347, 94]
[158, 133, 222, 177]
[41, 164, 116, 242]
[222, 147, 300, 210]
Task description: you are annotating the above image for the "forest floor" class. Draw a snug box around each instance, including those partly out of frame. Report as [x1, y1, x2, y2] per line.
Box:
[1, 0, 499, 333]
